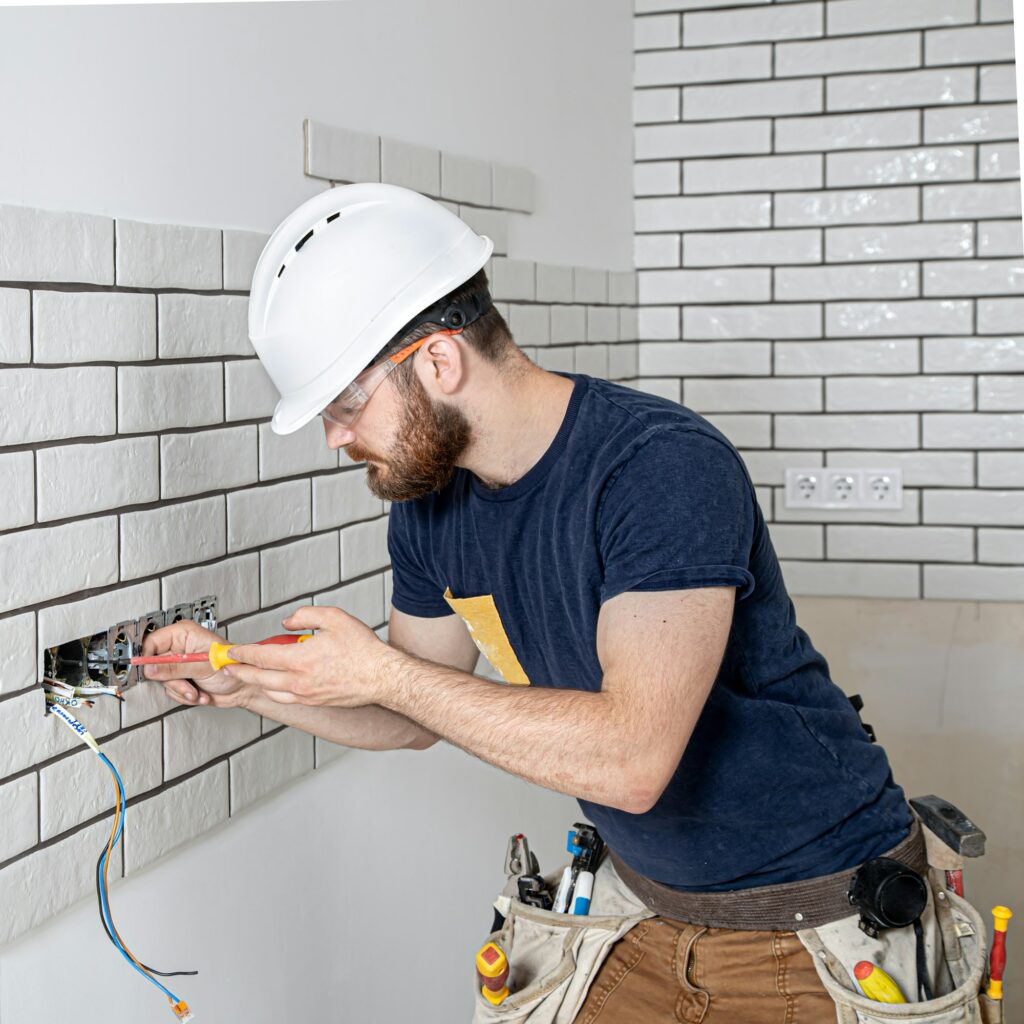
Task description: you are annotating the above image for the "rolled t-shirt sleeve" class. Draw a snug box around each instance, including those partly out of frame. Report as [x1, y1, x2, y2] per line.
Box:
[387, 502, 454, 618]
[597, 427, 756, 605]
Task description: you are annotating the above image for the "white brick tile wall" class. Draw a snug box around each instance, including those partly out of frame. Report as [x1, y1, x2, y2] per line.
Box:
[536, 264, 575, 303]
[827, 70, 976, 113]
[981, 0, 1014, 22]
[924, 25, 1016, 66]
[315, 575, 386, 625]
[0, 451, 33, 530]
[575, 344, 610, 377]
[924, 259, 1024, 297]
[161, 425, 258, 500]
[118, 363, 224, 433]
[701, 413, 771, 447]
[980, 65, 1017, 102]
[491, 165, 536, 214]
[312, 468, 382, 531]
[774, 414, 918, 448]
[33, 291, 155, 363]
[979, 529, 1024, 562]
[775, 489, 921, 524]
[37, 437, 159, 521]
[683, 229, 821, 266]
[587, 307, 619, 343]
[228, 477, 311, 552]
[742, 450, 823, 485]
[260, 532, 340, 607]
[635, 160, 682, 196]
[304, 119, 380, 183]
[684, 304, 821, 338]
[827, 146, 973, 188]
[926, 104, 1019, 146]
[683, 79, 822, 121]
[924, 565, 1024, 601]
[825, 300, 972, 337]
[340, 517, 390, 581]
[121, 497, 226, 580]
[0, 518, 118, 614]
[977, 220, 1024, 256]
[637, 233, 680, 268]
[683, 154, 822, 194]
[978, 298, 1024, 333]
[222, 229, 269, 292]
[826, 375, 973, 411]
[924, 412, 1024, 447]
[490, 257, 536, 301]
[775, 187, 918, 226]
[635, 45, 773, 87]
[770, 522, 826, 559]
[610, 271, 638, 306]
[775, 34, 921, 78]
[683, 3, 822, 46]
[510, 304, 551, 346]
[536, 347, 576, 373]
[635, 14, 679, 51]
[380, 138, 440, 197]
[124, 763, 228, 875]
[924, 489, 1024, 525]
[979, 452, 1024, 486]
[827, 0, 974, 34]
[0, 687, 119, 781]
[924, 182, 1022, 220]
[634, 87, 680, 124]
[980, 142, 1021, 180]
[979, 374, 1024, 409]
[458, 205, 510, 255]
[775, 111, 920, 153]
[225, 358, 278, 422]
[39, 723, 161, 840]
[826, 223, 973, 262]
[0, 287, 30, 362]
[828, 525, 973, 562]
[639, 268, 770, 304]
[776, 339, 919, 376]
[0, 818, 122, 946]
[636, 120, 772, 160]
[609, 342, 640, 379]
[550, 305, 588, 344]
[776, 264, 919, 301]
[158, 294, 251, 358]
[923, 336, 1024, 372]
[0, 775, 37, 862]
[0, 367, 115, 445]
[686, 377, 821, 412]
[825, 450, 975, 487]
[574, 268, 609, 304]
[440, 152, 492, 207]
[640, 340, 771, 376]
[162, 552, 260, 620]
[633, 376, 683, 403]
[163, 706, 259, 781]
[258, 420, 338, 480]
[115, 220, 221, 290]
[229, 727, 314, 815]
[0, 612, 36, 695]
[637, 194, 771, 231]
[780, 560, 920, 598]
[0, 205, 113, 285]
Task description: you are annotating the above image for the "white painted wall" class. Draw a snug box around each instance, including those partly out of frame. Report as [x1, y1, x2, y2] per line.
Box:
[0, 0, 635, 270]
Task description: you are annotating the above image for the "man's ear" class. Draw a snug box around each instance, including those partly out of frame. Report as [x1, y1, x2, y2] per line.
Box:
[418, 331, 465, 396]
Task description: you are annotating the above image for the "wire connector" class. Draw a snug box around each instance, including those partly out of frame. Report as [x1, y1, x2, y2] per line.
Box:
[171, 999, 194, 1022]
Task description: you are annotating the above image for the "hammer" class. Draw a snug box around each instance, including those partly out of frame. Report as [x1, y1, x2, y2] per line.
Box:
[909, 794, 986, 896]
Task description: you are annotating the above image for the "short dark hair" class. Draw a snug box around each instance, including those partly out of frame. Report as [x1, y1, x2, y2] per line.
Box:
[370, 269, 517, 380]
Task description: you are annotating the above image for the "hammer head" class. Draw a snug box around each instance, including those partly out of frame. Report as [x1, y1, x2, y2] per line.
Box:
[910, 794, 986, 858]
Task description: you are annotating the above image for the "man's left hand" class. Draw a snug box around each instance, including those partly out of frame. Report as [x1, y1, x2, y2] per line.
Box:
[223, 605, 393, 707]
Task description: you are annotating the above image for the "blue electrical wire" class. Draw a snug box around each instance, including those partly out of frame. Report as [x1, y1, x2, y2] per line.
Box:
[96, 752, 182, 1006]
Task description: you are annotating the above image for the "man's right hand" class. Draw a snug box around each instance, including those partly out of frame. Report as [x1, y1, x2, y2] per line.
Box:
[140, 619, 255, 710]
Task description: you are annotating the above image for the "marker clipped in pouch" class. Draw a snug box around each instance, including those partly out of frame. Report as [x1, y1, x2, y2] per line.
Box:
[571, 871, 594, 916]
[552, 865, 574, 914]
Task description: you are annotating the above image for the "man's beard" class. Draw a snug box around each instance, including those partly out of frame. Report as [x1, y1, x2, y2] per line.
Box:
[344, 373, 472, 502]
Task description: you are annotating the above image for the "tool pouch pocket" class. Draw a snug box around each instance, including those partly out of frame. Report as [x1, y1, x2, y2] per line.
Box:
[471, 858, 653, 1024]
[796, 870, 996, 1024]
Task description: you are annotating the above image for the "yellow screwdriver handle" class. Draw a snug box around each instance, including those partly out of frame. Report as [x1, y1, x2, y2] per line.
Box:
[208, 634, 311, 671]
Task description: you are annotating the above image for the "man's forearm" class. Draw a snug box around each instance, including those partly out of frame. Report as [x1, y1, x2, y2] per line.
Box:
[247, 690, 436, 751]
[376, 650, 656, 812]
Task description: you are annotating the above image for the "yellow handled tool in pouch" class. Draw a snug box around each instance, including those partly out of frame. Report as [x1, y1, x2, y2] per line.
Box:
[132, 634, 313, 672]
[476, 941, 510, 1006]
[855, 961, 906, 1003]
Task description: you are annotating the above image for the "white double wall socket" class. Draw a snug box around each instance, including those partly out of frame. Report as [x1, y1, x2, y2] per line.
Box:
[784, 468, 904, 510]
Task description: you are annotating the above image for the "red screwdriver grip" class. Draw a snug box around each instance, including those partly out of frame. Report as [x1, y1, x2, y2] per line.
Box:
[258, 634, 307, 645]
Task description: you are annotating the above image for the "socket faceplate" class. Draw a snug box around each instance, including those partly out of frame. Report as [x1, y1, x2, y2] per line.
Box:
[784, 468, 903, 510]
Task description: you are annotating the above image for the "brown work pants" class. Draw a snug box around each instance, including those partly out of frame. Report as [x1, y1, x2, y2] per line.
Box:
[574, 916, 837, 1023]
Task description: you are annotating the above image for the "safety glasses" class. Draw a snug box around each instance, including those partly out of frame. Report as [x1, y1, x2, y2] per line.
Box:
[320, 331, 455, 428]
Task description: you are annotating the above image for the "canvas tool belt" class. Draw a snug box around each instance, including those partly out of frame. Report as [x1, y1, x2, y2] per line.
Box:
[473, 812, 1002, 1024]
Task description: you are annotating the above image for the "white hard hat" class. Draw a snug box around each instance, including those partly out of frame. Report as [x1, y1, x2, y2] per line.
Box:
[248, 183, 493, 435]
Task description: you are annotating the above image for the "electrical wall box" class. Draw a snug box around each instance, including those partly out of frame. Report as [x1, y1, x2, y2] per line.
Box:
[41, 595, 218, 709]
[784, 468, 903, 511]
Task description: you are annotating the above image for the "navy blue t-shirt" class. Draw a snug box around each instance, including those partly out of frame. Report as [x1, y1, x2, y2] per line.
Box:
[388, 373, 910, 890]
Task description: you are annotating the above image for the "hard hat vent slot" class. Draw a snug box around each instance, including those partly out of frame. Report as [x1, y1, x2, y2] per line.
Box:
[295, 229, 315, 252]
[326, 212, 340, 223]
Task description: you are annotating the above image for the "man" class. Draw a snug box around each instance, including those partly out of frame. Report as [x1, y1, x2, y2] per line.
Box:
[144, 184, 917, 1020]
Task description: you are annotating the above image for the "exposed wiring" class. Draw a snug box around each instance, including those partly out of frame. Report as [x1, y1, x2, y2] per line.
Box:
[46, 699, 195, 1022]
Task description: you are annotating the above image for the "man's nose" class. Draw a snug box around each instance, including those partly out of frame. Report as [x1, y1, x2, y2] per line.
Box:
[323, 417, 357, 450]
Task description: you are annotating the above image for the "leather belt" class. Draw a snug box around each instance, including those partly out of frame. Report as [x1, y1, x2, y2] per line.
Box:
[609, 816, 928, 932]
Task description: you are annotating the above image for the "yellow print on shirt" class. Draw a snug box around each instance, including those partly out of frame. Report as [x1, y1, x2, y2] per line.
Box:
[442, 587, 532, 686]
